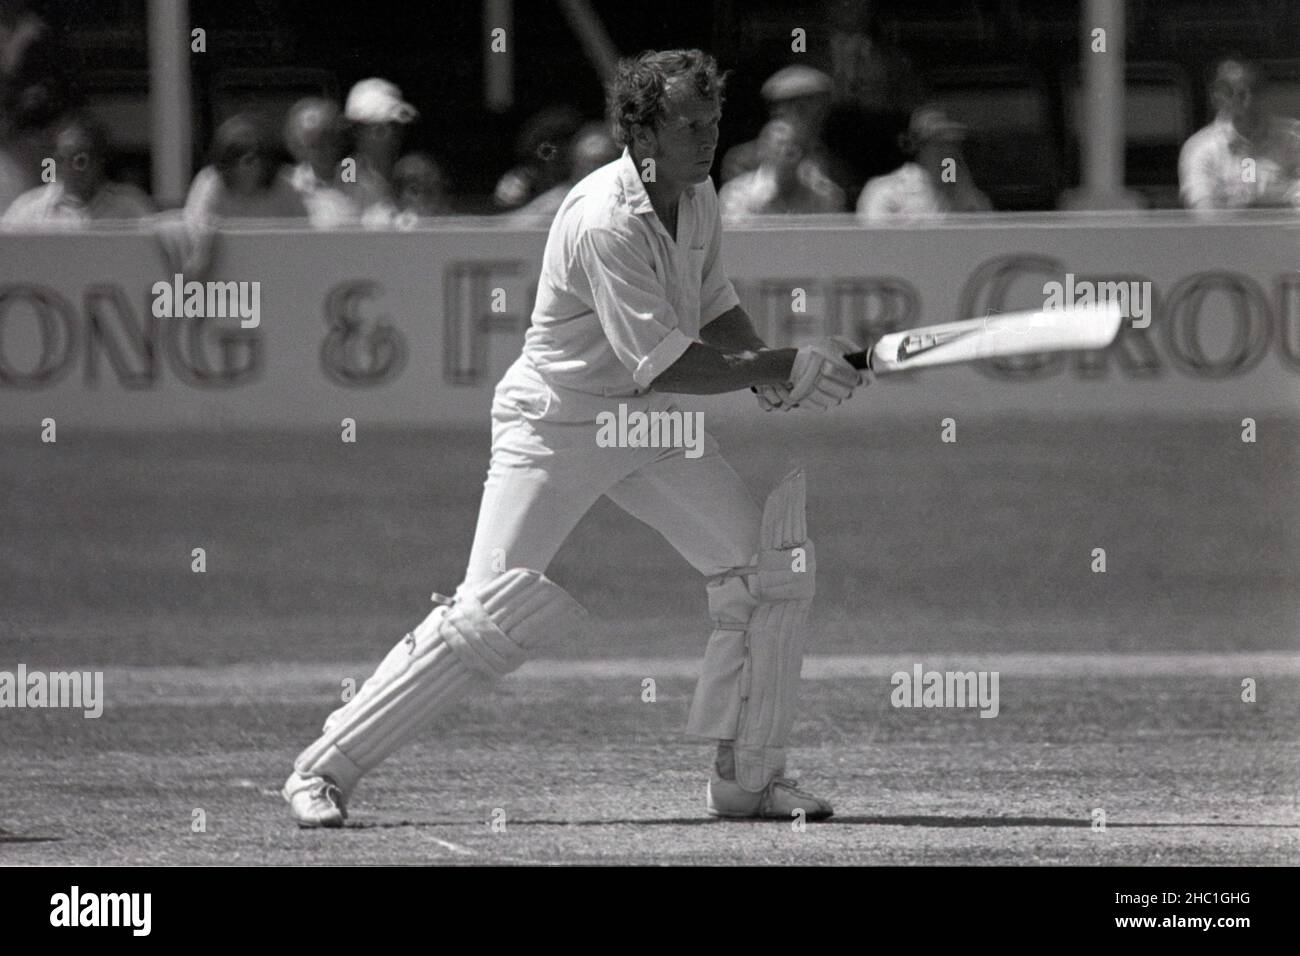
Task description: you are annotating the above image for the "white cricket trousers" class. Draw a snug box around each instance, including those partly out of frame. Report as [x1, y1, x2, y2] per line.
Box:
[460, 360, 766, 741]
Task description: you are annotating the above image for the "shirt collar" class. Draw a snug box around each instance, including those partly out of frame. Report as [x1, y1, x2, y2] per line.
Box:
[616, 147, 696, 216]
[50, 182, 93, 211]
[617, 147, 655, 215]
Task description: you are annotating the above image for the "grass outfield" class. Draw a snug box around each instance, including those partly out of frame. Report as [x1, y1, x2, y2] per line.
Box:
[1, 416, 1296, 664]
[0, 416, 1297, 864]
[1, 656, 1297, 864]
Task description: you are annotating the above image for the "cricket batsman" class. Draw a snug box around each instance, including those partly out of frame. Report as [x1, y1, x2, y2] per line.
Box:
[283, 49, 864, 827]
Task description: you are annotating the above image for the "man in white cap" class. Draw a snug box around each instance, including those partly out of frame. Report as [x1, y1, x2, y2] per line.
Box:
[721, 64, 850, 199]
[856, 104, 991, 221]
[344, 77, 418, 219]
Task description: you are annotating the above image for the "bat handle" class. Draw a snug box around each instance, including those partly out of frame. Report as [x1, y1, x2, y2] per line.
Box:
[843, 348, 872, 371]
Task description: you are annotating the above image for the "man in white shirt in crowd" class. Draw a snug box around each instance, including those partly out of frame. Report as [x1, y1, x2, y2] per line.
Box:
[344, 77, 417, 225]
[3, 114, 153, 226]
[720, 117, 846, 218]
[282, 49, 864, 829]
[857, 105, 991, 222]
[283, 97, 359, 229]
[512, 121, 620, 221]
[1179, 58, 1300, 211]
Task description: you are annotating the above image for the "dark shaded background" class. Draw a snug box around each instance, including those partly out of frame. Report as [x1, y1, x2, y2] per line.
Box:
[24, 0, 1300, 207]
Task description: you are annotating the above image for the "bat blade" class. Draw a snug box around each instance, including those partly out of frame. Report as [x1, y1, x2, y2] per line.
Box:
[844, 303, 1124, 373]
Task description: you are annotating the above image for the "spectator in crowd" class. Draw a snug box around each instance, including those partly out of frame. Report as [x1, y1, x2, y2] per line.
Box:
[357, 153, 449, 227]
[1179, 58, 1300, 211]
[184, 113, 308, 223]
[721, 65, 852, 199]
[492, 103, 583, 210]
[344, 77, 418, 219]
[0, 2, 76, 213]
[391, 152, 451, 219]
[719, 117, 845, 218]
[857, 105, 991, 221]
[283, 96, 358, 228]
[0, 80, 60, 213]
[2, 113, 152, 225]
[511, 121, 618, 220]
[0, 85, 36, 210]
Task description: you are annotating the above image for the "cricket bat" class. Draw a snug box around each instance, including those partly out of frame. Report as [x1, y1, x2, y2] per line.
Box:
[842, 302, 1124, 373]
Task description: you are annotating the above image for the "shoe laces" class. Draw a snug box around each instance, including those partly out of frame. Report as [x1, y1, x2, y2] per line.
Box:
[312, 781, 343, 807]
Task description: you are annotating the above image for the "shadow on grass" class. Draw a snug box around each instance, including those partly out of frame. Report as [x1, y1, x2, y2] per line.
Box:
[349, 815, 1300, 830]
[0, 832, 61, 844]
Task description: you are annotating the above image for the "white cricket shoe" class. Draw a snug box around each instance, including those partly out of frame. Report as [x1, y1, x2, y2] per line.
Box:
[283, 771, 347, 828]
[706, 771, 834, 821]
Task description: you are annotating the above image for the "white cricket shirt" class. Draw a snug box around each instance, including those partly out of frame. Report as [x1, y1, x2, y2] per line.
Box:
[513, 148, 740, 416]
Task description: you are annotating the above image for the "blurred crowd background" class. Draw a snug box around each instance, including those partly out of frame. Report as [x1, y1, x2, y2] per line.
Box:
[0, 0, 1297, 231]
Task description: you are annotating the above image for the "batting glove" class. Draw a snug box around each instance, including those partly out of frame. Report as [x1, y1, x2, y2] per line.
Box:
[785, 336, 864, 410]
[753, 382, 794, 412]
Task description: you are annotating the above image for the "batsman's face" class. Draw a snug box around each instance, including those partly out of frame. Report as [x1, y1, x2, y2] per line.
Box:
[644, 86, 721, 186]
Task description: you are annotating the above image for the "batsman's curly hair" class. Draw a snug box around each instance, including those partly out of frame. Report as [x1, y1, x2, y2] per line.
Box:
[607, 49, 727, 147]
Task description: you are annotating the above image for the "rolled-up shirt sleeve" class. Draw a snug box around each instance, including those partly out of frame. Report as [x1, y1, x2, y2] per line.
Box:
[575, 227, 695, 388]
[699, 184, 741, 325]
